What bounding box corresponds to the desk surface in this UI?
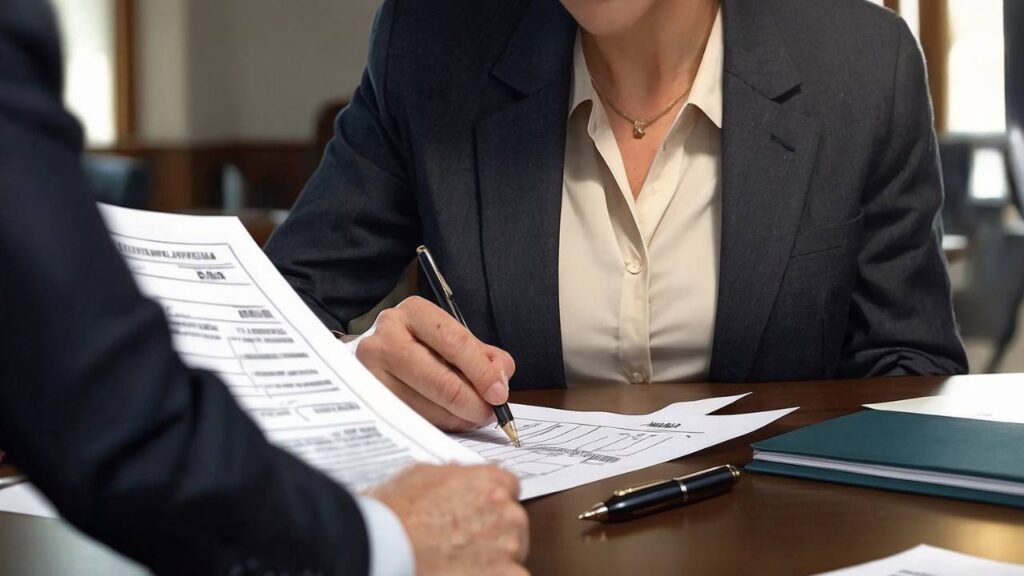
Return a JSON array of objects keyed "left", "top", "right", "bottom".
[{"left": 2, "top": 374, "right": 1023, "bottom": 575}]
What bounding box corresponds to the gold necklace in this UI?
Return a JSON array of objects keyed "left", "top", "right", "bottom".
[{"left": 590, "top": 78, "right": 690, "bottom": 139}]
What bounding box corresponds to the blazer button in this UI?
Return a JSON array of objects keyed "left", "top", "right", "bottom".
[{"left": 630, "top": 371, "right": 647, "bottom": 384}]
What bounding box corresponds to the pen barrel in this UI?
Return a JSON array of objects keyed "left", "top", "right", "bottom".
[
  {"left": 604, "top": 482, "right": 686, "bottom": 521},
  {"left": 493, "top": 403, "right": 514, "bottom": 427},
  {"left": 603, "top": 465, "right": 740, "bottom": 521},
  {"left": 681, "top": 465, "right": 738, "bottom": 505}
]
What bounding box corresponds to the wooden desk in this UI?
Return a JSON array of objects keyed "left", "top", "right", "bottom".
[
  {"left": 1, "top": 374, "right": 1023, "bottom": 575},
  {"left": 519, "top": 374, "right": 1024, "bottom": 575}
]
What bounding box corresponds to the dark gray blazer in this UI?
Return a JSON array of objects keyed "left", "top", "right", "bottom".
[
  {"left": 266, "top": 0, "right": 969, "bottom": 389},
  {"left": 0, "top": 1, "right": 370, "bottom": 573}
]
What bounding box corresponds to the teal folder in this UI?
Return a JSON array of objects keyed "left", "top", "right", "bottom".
[{"left": 746, "top": 410, "right": 1024, "bottom": 508}]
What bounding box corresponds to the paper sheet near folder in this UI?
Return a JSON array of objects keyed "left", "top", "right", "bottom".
[
  {"left": 865, "top": 388, "right": 1024, "bottom": 424},
  {"left": 0, "top": 205, "right": 795, "bottom": 519},
  {"left": 815, "top": 544, "right": 1024, "bottom": 576}
]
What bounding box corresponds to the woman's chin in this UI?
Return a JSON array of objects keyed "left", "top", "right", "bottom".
[{"left": 560, "top": 0, "right": 656, "bottom": 37}]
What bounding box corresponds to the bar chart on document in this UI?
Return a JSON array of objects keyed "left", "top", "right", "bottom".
[{"left": 454, "top": 398, "right": 796, "bottom": 499}]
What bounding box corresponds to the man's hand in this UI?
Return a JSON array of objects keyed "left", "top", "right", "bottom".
[
  {"left": 369, "top": 464, "right": 529, "bottom": 576},
  {"left": 356, "top": 296, "right": 516, "bottom": 431}
]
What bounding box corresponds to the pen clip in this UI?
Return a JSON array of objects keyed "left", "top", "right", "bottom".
[
  {"left": 674, "top": 464, "right": 741, "bottom": 483},
  {"left": 612, "top": 478, "right": 667, "bottom": 497}
]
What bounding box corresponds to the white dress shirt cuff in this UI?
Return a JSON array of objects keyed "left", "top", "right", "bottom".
[{"left": 355, "top": 495, "right": 416, "bottom": 576}]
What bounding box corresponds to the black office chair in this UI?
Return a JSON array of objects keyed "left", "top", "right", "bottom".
[
  {"left": 941, "top": 135, "right": 1024, "bottom": 372},
  {"left": 83, "top": 154, "right": 151, "bottom": 209}
]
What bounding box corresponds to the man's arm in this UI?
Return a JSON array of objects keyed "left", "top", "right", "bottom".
[
  {"left": 839, "top": 18, "right": 969, "bottom": 377},
  {"left": 0, "top": 2, "right": 375, "bottom": 573},
  {"left": 0, "top": 4, "right": 531, "bottom": 575}
]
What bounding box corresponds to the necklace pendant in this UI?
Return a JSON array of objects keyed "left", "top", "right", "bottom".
[{"left": 632, "top": 120, "right": 646, "bottom": 139}]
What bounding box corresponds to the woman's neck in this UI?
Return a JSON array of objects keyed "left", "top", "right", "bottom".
[{"left": 581, "top": 0, "right": 718, "bottom": 116}]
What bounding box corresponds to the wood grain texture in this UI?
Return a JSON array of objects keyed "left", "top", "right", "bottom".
[
  {"left": 95, "top": 142, "right": 318, "bottom": 212},
  {"left": 518, "top": 374, "right": 1024, "bottom": 575},
  {"left": 1, "top": 374, "right": 1023, "bottom": 575}
]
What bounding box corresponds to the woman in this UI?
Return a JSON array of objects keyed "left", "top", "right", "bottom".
[{"left": 265, "top": 0, "right": 967, "bottom": 432}]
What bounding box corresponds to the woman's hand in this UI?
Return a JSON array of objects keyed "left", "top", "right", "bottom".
[{"left": 355, "top": 296, "right": 516, "bottom": 431}]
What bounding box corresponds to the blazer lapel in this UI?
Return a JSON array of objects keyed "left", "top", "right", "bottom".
[
  {"left": 709, "top": 0, "right": 822, "bottom": 381},
  {"left": 477, "top": 0, "right": 575, "bottom": 389}
]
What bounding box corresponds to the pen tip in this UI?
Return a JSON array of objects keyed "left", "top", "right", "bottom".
[{"left": 501, "top": 421, "right": 522, "bottom": 448}]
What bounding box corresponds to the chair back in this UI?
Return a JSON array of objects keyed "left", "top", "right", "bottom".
[{"left": 84, "top": 154, "right": 151, "bottom": 209}]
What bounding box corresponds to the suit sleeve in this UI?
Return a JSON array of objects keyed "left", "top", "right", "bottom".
[
  {"left": 838, "top": 18, "right": 969, "bottom": 377},
  {"left": 264, "top": 0, "right": 420, "bottom": 333},
  {"left": 0, "top": 2, "right": 371, "bottom": 574}
]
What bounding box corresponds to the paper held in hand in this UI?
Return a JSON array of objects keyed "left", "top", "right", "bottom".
[{"left": 0, "top": 205, "right": 794, "bottom": 519}]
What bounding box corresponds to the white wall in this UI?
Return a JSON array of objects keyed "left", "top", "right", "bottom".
[
  {"left": 136, "top": 0, "right": 380, "bottom": 144},
  {"left": 223, "top": 0, "right": 380, "bottom": 141},
  {"left": 52, "top": 0, "right": 117, "bottom": 145}
]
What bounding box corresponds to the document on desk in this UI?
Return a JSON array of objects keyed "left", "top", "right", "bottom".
[
  {"left": 0, "top": 205, "right": 792, "bottom": 519},
  {"left": 96, "top": 206, "right": 793, "bottom": 502},
  {"left": 865, "top": 391, "right": 1024, "bottom": 424},
  {"left": 97, "top": 205, "right": 482, "bottom": 490},
  {"left": 816, "top": 544, "right": 1024, "bottom": 575},
  {"left": 452, "top": 396, "right": 796, "bottom": 499}
]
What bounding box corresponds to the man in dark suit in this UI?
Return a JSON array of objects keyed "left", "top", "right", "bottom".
[
  {"left": 265, "top": 0, "right": 968, "bottom": 432},
  {"left": 0, "top": 1, "right": 527, "bottom": 574}
]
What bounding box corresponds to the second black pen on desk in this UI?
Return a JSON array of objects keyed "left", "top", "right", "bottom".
[
  {"left": 416, "top": 246, "right": 521, "bottom": 448},
  {"left": 579, "top": 465, "right": 740, "bottom": 522}
]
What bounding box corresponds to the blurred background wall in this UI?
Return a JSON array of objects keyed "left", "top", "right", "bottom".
[
  {"left": 50, "top": 0, "right": 1024, "bottom": 372},
  {"left": 135, "top": 0, "right": 377, "bottom": 144},
  {"left": 53, "top": 0, "right": 378, "bottom": 211}
]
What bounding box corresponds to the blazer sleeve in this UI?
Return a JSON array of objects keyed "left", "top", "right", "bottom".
[
  {"left": 264, "top": 0, "right": 419, "bottom": 333},
  {"left": 838, "top": 18, "right": 969, "bottom": 377},
  {"left": 0, "top": 2, "right": 370, "bottom": 574}
]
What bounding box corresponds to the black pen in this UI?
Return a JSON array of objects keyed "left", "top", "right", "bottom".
[
  {"left": 416, "top": 246, "right": 521, "bottom": 448},
  {"left": 578, "top": 465, "right": 740, "bottom": 522}
]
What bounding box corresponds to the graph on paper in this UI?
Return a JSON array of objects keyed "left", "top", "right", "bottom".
[{"left": 451, "top": 396, "right": 797, "bottom": 500}]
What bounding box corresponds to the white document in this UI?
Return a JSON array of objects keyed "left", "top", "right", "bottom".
[
  {"left": 0, "top": 484, "right": 58, "bottom": 519},
  {"left": 454, "top": 397, "right": 795, "bottom": 499},
  {"left": 97, "top": 205, "right": 482, "bottom": 492},
  {"left": 0, "top": 389, "right": 770, "bottom": 516},
  {"left": 866, "top": 391, "right": 1024, "bottom": 425},
  {"left": 0, "top": 206, "right": 790, "bottom": 519},
  {"left": 816, "top": 544, "right": 1024, "bottom": 575}
]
